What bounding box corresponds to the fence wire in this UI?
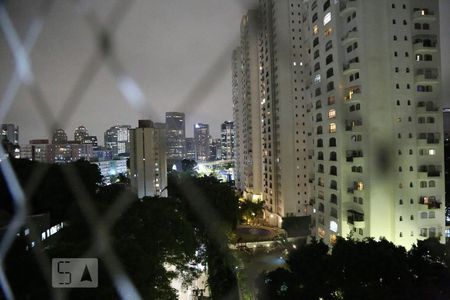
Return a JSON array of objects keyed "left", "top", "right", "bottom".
[{"left": 0, "top": 0, "right": 244, "bottom": 299}]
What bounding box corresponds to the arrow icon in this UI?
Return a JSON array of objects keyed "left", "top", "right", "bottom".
[{"left": 80, "top": 265, "right": 92, "bottom": 282}]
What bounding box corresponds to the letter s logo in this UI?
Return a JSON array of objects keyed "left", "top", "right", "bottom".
[{"left": 57, "top": 261, "right": 71, "bottom": 285}]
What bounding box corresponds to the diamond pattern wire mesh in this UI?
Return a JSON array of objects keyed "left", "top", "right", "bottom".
[{"left": 0, "top": 0, "right": 241, "bottom": 299}]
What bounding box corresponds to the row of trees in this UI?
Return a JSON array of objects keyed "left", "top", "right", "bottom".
[
  {"left": 2, "top": 159, "right": 240, "bottom": 299},
  {"left": 257, "top": 237, "right": 450, "bottom": 300}
]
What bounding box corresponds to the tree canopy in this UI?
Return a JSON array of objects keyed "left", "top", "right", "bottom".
[{"left": 256, "top": 237, "right": 450, "bottom": 300}]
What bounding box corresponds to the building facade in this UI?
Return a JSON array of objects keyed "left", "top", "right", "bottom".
[
  {"left": 94, "top": 159, "right": 128, "bottom": 185},
  {"left": 104, "top": 125, "right": 131, "bottom": 157},
  {"left": 209, "top": 138, "right": 221, "bottom": 161},
  {"left": 130, "top": 120, "right": 167, "bottom": 198},
  {"left": 52, "top": 129, "right": 68, "bottom": 144},
  {"left": 220, "top": 121, "right": 235, "bottom": 160},
  {"left": 185, "top": 137, "right": 196, "bottom": 160},
  {"left": 166, "top": 112, "right": 186, "bottom": 161},
  {"left": 1, "top": 124, "right": 19, "bottom": 145},
  {"left": 194, "top": 123, "right": 210, "bottom": 162},
  {"left": 233, "top": 0, "right": 445, "bottom": 248},
  {"left": 232, "top": 10, "right": 263, "bottom": 201},
  {"left": 21, "top": 139, "right": 50, "bottom": 162},
  {"left": 74, "top": 125, "right": 89, "bottom": 142}
]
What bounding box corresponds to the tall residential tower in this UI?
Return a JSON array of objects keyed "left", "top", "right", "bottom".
[
  {"left": 233, "top": 0, "right": 445, "bottom": 248},
  {"left": 165, "top": 112, "right": 186, "bottom": 161},
  {"left": 130, "top": 120, "right": 167, "bottom": 198}
]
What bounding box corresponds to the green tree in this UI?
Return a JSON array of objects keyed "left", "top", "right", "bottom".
[
  {"left": 168, "top": 172, "right": 240, "bottom": 299},
  {"left": 238, "top": 199, "right": 264, "bottom": 224},
  {"left": 258, "top": 237, "right": 450, "bottom": 300}
]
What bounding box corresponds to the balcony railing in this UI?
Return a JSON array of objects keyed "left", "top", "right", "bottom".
[
  {"left": 341, "top": 30, "right": 358, "bottom": 44},
  {"left": 344, "top": 86, "right": 362, "bottom": 102},
  {"left": 417, "top": 102, "right": 439, "bottom": 113},
  {"left": 346, "top": 150, "right": 363, "bottom": 162},
  {"left": 413, "top": 10, "right": 436, "bottom": 21},
  {"left": 347, "top": 209, "right": 364, "bottom": 228},
  {"left": 414, "top": 41, "right": 438, "bottom": 52},
  {"left": 340, "top": 0, "right": 357, "bottom": 15},
  {"left": 419, "top": 197, "right": 441, "bottom": 209},
  {"left": 345, "top": 119, "right": 363, "bottom": 131}
]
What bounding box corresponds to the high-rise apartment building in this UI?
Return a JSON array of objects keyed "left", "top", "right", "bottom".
[
  {"left": 52, "top": 129, "right": 67, "bottom": 144},
  {"left": 82, "top": 136, "right": 98, "bottom": 149},
  {"left": 233, "top": 0, "right": 445, "bottom": 248},
  {"left": 232, "top": 10, "right": 263, "bottom": 201},
  {"left": 220, "top": 121, "right": 235, "bottom": 160},
  {"left": 165, "top": 112, "right": 186, "bottom": 161},
  {"left": 1, "top": 124, "right": 19, "bottom": 144},
  {"left": 194, "top": 123, "right": 210, "bottom": 162},
  {"left": 74, "top": 125, "right": 89, "bottom": 142},
  {"left": 104, "top": 125, "right": 131, "bottom": 157},
  {"left": 130, "top": 120, "right": 167, "bottom": 198}
]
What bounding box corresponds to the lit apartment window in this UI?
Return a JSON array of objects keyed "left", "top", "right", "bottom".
[
  {"left": 429, "top": 149, "right": 436, "bottom": 155},
  {"left": 314, "top": 74, "right": 321, "bottom": 84},
  {"left": 329, "top": 123, "right": 336, "bottom": 133},
  {"left": 324, "top": 27, "right": 332, "bottom": 37},
  {"left": 328, "top": 109, "right": 336, "bottom": 119},
  {"left": 313, "top": 24, "right": 319, "bottom": 35},
  {"left": 323, "top": 12, "right": 332, "bottom": 26},
  {"left": 355, "top": 181, "right": 364, "bottom": 190}
]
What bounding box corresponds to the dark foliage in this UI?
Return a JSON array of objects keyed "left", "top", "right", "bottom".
[{"left": 257, "top": 237, "right": 450, "bottom": 300}]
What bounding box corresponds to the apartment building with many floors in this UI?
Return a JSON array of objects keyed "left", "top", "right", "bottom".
[{"left": 233, "top": 0, "right": 445, "bottom": 249}]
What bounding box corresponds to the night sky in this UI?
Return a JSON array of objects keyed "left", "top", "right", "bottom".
[{"left": 0, "top": 0, "right": 449, "bottom": 144}]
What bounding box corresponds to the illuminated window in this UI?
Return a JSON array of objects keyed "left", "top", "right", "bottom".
[
  {"left": 323, "top": 12, "right": 332, "bottom": 26},
  {"left": 328, "top": 109, "right": 336, "bottom": 119},
  {"left": 329, "top": 123, "right": 336, "bottom": 133},
  {"left": 324, "top": 27, "right": 332, "bottom": 37},
  {"left": 314, "top": 74, "right": 321, "bottom": 84},
  {"left": 356, "top": 181, "right": 364, "bottom": 190},
  {"left": 313, "top": 24, "right": 319, "bottom": 35},
  {"left": 428, "top": 149, "right": 436, "bottom": 155}
]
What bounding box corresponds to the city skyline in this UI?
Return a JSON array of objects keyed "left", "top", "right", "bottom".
[
  {"left": 4, "top": 115, "right": 234, "bottom": 146},
  {"left": 1, "top": 0, "right": 449, "bottom": 145}
]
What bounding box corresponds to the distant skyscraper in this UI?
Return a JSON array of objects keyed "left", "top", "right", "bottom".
[
  {"left": 165, "top": 112, "right": 186, "bottom": 160},
  {"left": 209, "top": 138, "right": 221, "bottom": 161},
  {"left": 130, "top": 120, "right": 167, "bottom": 198},
  {"left": 104, "top": 125, "right": 131, "bottom": 157},
  {"left": 194, "top": 123, "right": 210, "bottom": 162},
  {"left": 185, "top": 137, "right": 196, "bottom": 160},
  {"left": 1, "top": 124, "right": 19, "bottom": 145},
  {"left": 52, "top": 129, "right": 68, "bottom": 144},
  {"left": 74, "top": 125, "right": 89, "bottom": 142},
  {"left": 82, "top": 136, "right": 98, "bottom": 149},
  {"left": 220, "top": 121, "right": 235, "bottom": 160}
]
